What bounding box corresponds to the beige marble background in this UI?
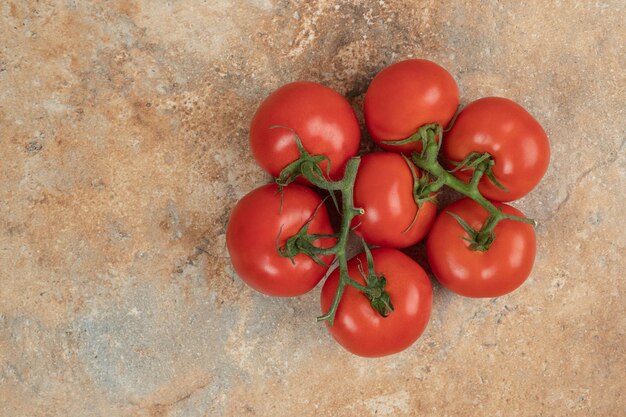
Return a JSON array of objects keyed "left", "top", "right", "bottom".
[{"left": 1, "top": 1, "right": 625, "bottom": 416}]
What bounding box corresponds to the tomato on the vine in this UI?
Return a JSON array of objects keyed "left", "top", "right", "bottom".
[
  {"left": 364, "top": 59, "right": 459, "bottom": 153},
  {"left": 226, "top": 183, "right": 335, "bottom": 296},
  {"left": 321, "top": 248, "right": 432, "bottom": 357},
  {"left": 249, "top": 82, "right": 360, "bottom": 181},
  {"left": 443, "top": 97, "right": 550, "bottom": 202},
  {"left": 427, "top": 198, "right": 536, "bottom": 298},
  {"left": 352, "top": 152, "right": 437, "bottom": 248}
]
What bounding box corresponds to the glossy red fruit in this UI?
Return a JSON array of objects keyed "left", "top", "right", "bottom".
[
  {"left": 352, "top": 152, "right": 437, "bottom": 248},
  {"left": 364, "top": 59, "right": 459, "bottom": 153},
  {"left": 427, "top": 198, "right": 536, "bottom": 298},
  {"left": 226, "top": 183, "right": 335, "bottom": 296},
  {"left": 250, "top": 82, "right": 361, "bottom": 181},
  {"left": 443, "top": 97, "right": 550, "bottom": 201},
  {"left": 321, "top": 248, "right": 433, "bottom": 357}
]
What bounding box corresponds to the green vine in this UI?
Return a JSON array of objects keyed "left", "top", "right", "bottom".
[
  {"left": 407, "top": 124, "right": 535, "bottom": 250},
  {"left": 273, "top": 129, "right": 393, "bottom": 326}
]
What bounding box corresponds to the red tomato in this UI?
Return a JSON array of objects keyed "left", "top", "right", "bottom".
[
  {"left": 249, "top": 82, "right": 360, "bottom": 181},
  {"left": 364, "top": 59, "right": 459, "bottom": 153},
  {"left": 426, "top": 198, "right": 536, "bottom": 298},
  {"left": 352, "top": 152, "right": 437, "bottom": 248},
  {"left": 226, "top": 184, "right": 335, "bottom": 296},
  {"left": 443, "top": 97, "right": 550, "bottom": 201},
  {"left": 321, "top": 248, "right": 432, "bottom": 357}
]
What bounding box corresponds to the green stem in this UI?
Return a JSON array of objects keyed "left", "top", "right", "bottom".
[
  {"left": 413, "top": 130, "right": 535, "bottom": 249},
  {"left": 275, "top": 134, "right": 392, "bottom": 325},
  {"left": 301, "top": 159, "right": 363, "bottom": 252},
  {"left": 345, "top": 277, "right": 379, "bottom": 295},
  {"left": 296, "top": 239, "right": 339, "bottom": 256},
  {"left": 302, "top": 158, "right": 371, "bottom": 326},
  {"left": 317, "top": 257, "right": 349, "bottom": 323},
  {"left": 301, "top": 162, "right": 344, "bottom": 190}
]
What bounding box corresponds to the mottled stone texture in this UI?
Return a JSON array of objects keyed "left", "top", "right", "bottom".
[{"left": 0, "top": 1, "right": 624, "bottom": 416}]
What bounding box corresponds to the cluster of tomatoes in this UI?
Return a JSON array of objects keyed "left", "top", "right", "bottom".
[{"left": 227, "top": 59, "right": 550, "bottom": 357}]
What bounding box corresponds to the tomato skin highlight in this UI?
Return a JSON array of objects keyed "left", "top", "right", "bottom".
[
  {"left": 321, "top": 248, "right": 433, "bottom": 357},
  {"left": 249, "top": 81, "right": 361, "bottom": 181},
  {"left": 364, "top": 59, "right": 459, "bottom": 153},
  {"left": 226, "top": 184, "right": 335, "bottom": 297},
  {"left": 352, "top": 152, "right": 437, "bottom": 248},
  {"left": 427, "top": 198, "right": 536, "bottom": 298},
  {"left": 443, "top": 97, "right": 550, "bottom": 202}
]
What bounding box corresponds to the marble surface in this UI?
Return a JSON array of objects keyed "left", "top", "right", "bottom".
[{"left": 1, "top": 1, "right": 625, "bottom": 416}]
